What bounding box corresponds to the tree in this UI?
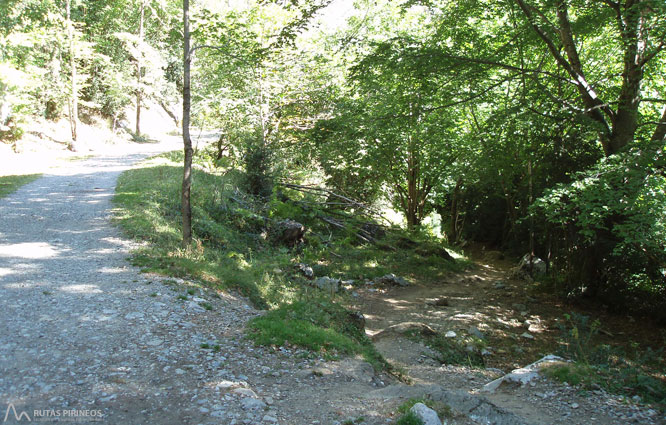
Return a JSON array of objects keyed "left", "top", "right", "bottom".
[
  {"left": 181, "top": 0, "right": 193, "bottom": 246},
  {"left": 65, "top": 0, "right": 79, "bottom": 143},
  {"left": 510, "top": 0, "right": 666, "bottom": 155}
]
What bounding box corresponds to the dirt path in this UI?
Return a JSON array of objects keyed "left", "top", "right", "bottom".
[{"left": 352, "top": 251, "right": 664, "bottom": 424}]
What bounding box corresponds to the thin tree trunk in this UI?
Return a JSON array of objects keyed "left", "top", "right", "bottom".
[
  {"left": 136, "top": 0, "right": 145, "bottom": 136},
  {"left": 181, "top": 0, "right": 193, "bottom": 246},
  {"left": 449, "top": 177, "right": 462, "bottom": 242},
  {"left": 66, "top": 0, "right": 78, "bottom": 143}
]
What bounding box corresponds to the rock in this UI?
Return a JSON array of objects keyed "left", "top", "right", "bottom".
[
  {"left": 410, "top": 403, "right": 442, "bottom": 425},
  {"left": 517, "top": 254, "right": 546, "bottom": 274},
  {"left": 313, "top": 276, "right": 340, "bottom": 293},
  {"left": 468, "top": 326, "right": 485, "bottom": 339},
  {"left": 520, "top": 332, "right": 534, "bottom": 339},
  {"left": 262, "top": 415, "right": 278, "bottom": 423},
  {"left": 426, "top": 297, "right": 449, "bottom": 307},
  {"left": 493, "top": 281, "right": 506, "bottom": 289},
  {"left": 481, "top": 355, "right": 566, "bottom": 393},
  {"left": 295, "top": 263, "right": 314, "bottom": 279},
  {"left": 372, "top": 322, "right": 438, "bottom": 340},
  {"left": 445, "top": 331, "right": 457, "bottom": 338},
  {"left": 270, "top": 220, "right": 305, "bottom": 247},
  {"left": 234, "top": 388, "right": 258, "bottom": 398},
  {"left": 240, "top": 397, "right": 266, "bottom": 411},
  {"left": 373, "top": 273, "right": 409, "bottom": 287},
  {"left": 347, "top": 311, "right": 365, "bottom": 331}
]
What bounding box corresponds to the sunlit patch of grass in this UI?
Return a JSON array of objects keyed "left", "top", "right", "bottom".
[
  {"left": 0, "top": 174, "right": 41, "bottom": 198},
  {"left": 246, "top": 297, "right": 390, "bottom": 371}
]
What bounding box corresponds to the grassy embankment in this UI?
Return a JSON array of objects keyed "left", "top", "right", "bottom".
[{"left": 112, "top": 150, "right": 464, "bottom": 371}]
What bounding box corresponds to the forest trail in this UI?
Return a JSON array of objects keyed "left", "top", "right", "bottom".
[
  {"left": 0, "top": 139, "right": 661, "bottom": 425},
  {"left": 352, "top": 251, "right": 663, "bottom": 424}
]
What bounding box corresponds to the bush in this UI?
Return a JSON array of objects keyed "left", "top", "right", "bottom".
[
  {"left": 243, "top": 137, "right": 274, "bottom": 199},
  {"left": 532, "top": 140, "right": 666, "bottom": 319}
]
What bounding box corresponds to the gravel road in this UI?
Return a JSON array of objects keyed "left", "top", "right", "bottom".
[{"left": 0, "top": 141, "right": 260, "bottom": 424}]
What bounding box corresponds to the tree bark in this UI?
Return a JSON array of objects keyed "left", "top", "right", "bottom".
[
  {"left": 513, "top": 0, "right": 660, "bottom": 156},
  {"left": 136, "top": 0, "right": 145, "bottom": 136},
  {"left": 66, "top": 0, "right": 78, "bottom": 143},
  {"left": 181, "top": 0, "right": 193, "bottom": 247}
]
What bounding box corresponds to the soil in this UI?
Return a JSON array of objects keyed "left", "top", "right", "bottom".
[{"left": 350, "top": 245, "right": 666, "bottom": 424}]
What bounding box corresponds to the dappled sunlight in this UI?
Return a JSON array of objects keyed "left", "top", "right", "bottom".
[
  {"left": 98, "top": 267, "right": 128, "bottom": 274},
  {"left": 59, "top": 284, "right": 103, "bottom": 294},
  {"left": 4, "top": 282, "right": 40, "bottom": 289},
  {"left": 0, "top": 242, "right": 60, "bottom": 259}
]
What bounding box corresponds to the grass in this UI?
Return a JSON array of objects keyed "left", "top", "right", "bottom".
[
  {"left": 112, "top": 150, "right": 464, "bottom": 375},
  {"left": 246, "top": 297, "right": 390, "bottom": 371},
  {"left": 395, "top": 412, "right": 422, "bottom": 425},
  {"left": 0, "top": 174, "right": 41, "bottom": 198},
  {"left": 396, "top": 397, "right": 453, "bottom": 419}
]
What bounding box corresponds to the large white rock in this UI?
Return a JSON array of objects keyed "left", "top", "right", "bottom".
[
  {"left": 481, "top": 354, "right": 566, "bottom": 393},
  {"left": 410, "top": 403, "right": 442, "bottom": 425}
]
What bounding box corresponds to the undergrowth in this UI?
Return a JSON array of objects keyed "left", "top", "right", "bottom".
[
  {"left": 113, "top": 150, "right": 463, "bottom": 373},
  {"left": 543, "top": 312, "right": 666, "bottom": 408}
]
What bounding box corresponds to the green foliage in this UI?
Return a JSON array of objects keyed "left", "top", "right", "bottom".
[
  {"left": 533, "top": 142, "right": 666, "bottom": 317},
  {"left": 243, "top": 137, "right": 274, "bottom": 199},
  {"left": 394, "top": 412, "right": 423, "bottom": 425},
  {"left": 556, "top": 313, "right": 602, "bottom": 364}
]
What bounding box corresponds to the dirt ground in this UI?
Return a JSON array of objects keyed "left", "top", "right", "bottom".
[{"left": 349, "top": 246, "right": 665, "bottom": 424}]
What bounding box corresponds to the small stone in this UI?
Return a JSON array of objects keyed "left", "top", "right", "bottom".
[
  {"left": 468, "top": 326, "right": 485, "bottom": 339},
  {"left": 445, "top": 331, "right": 457, "bottom": 338},
  {"left": 175, "top": 368, "right": 186, "bottom": 375},
  {"left": 410, "top": 403, "right": 442, "bottom": 425},
  {"left": 234, "top": 388, "right": 258, "bottom": 398},
  {"left": 240, "top": 397, "right": 266, "bottom": 411},
  {"left": 521, "top": 332, "right": 534, "bottom": 339},
  {"left": 263, "top": 415, "right": 278, "bottom": 423},
  {"left": 494, "top": 281, "right": 505, "bottom": 289},
  {"left": 571, "top": 403, "right": 579, "bottom": 409}
]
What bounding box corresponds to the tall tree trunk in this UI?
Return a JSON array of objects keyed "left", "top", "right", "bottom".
[
  {"left": 66, "top": 0, "right": 78, "bottom": 143},
  {"left": 136, "top": 0, "right": 145, "bottom": 136},
  {"left": 449, "top": 178, "right": 462, "bottom": 242},
  {"left": 181, "top": 0, "right": 193, "bottom": 247},
  {"left": 406, "top": 144, "right": 419, "bottom": 229}
]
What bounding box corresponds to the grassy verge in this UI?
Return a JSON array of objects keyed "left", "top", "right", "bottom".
[
  {"left": 113, "top": 150, "right": 463, "bottom": 372},
  {"left": 0, "top": 174, "right": 41, "bottom": 199}
]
